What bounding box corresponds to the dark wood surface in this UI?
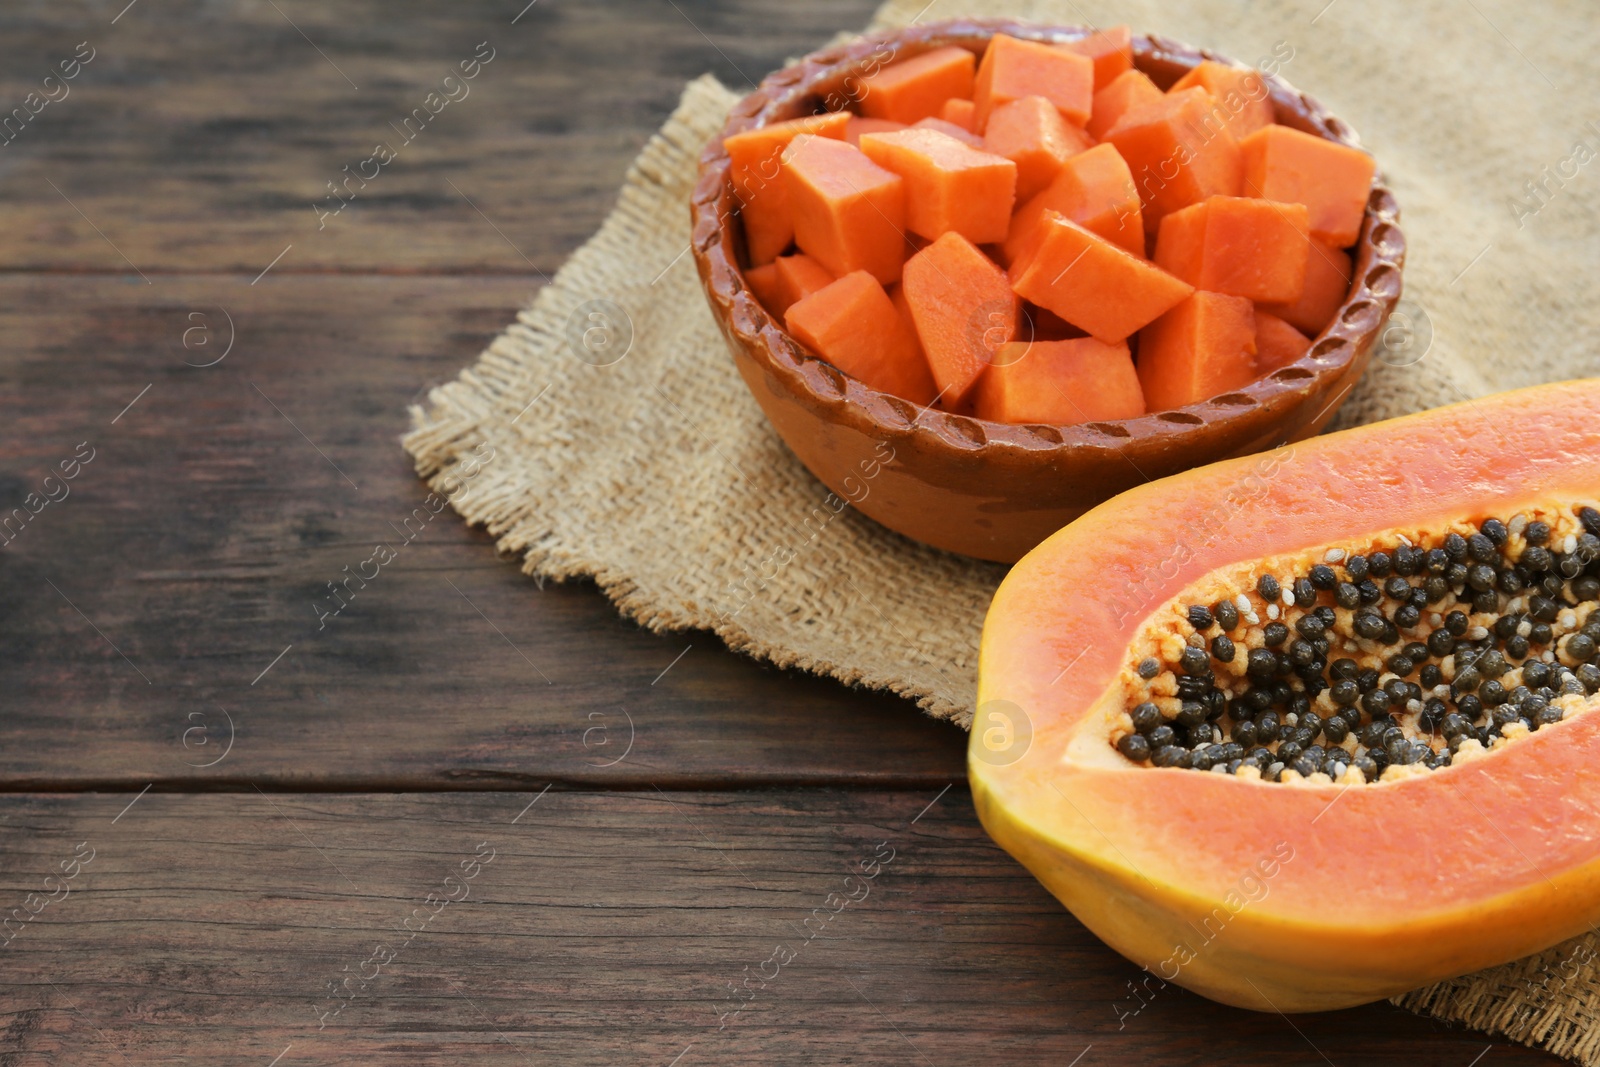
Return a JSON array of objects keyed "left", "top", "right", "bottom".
[{"left": 0, "top": 1, "right": 1558, "bottom": 1062}]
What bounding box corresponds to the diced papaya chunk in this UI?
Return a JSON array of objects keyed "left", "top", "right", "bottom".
[
  {"left": 771, "top": 253, "right": 835, "bottom": 314},
  {"left": 859, "top": 128, "right": 1016, "bottom": 245},
  {"left": 1240, "top": 125, "right": 1376, "bottom": 247},
  {"left": 844, "top": 115, "right": 906, "bottom": 147},
  {"left": 785, "top": 270, "right": 936, "bottom": 403},
  {"left": 902, "top": 231, "right": 1021, "bottom": 406},
  {"left": 1087, "top": 68, "right": 1163, "bottom": 141},
  {"left": 941, "top": 97, "right": 976, "bottom": 132},
  {"left": 1154, "top": 194, "right": 1310, "bottom": 304},
  {"left": 1010, "top": 211, "right": 1194, "bottom": 343},
  {"left": 1136, "top": 291, "right": 1258, "bottom": 411},
  {"left": 1259, "top": 239, "right": 1351, "bottom": 336},
  {"left": 783, "top": 134, "right": 907, "bottom": 284},
  {"left": 1254, "top": 308, "right": 1311, "bottom": 373},
  {"left": 974, "top": 34, "right": 1095, "bottom": 129},
  {"left": 1105, "top": 86, "right": 1243, "bottom": 230},
  {"left": 724, "top": 112, "right": 851, "bottom": 265},
  {"left": 859, "top": 45, "right": 977, "bottom": 124},
  {"left": 1169, "top": 61, "right": 1274, "bottom": 141},
  {"left": 975, "top": 337, "right": 1144, "bottom": 424},
  {"left": 912, "top": 116, "right": 984, "bottom": 148},
  {"left": 1004, "top": 142, "right": 1144, "bottom": 264},
  {"left": 744, "top": 262, "right": 784, "bottom": 317},
  {"left": 1058, "top": 25, "right": 1134, "bottom": 90},
  {"left": 983, "top": 95, "right": 1094, "bottom": 200}
]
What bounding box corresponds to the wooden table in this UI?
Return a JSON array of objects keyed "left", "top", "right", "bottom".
[{"left": 0, "top": 2, "right": 1558, "bottom": 1062}]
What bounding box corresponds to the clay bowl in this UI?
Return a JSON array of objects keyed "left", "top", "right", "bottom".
[{"left": 690, "top": 18, "right": 1404, "bottom": 564}]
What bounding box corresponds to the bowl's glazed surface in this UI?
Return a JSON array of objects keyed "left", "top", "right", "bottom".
[{"left": 691, "top": 19, "right": 1404, "bottom": 563}]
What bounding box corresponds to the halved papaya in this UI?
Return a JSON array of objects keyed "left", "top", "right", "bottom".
[{"left": 971, "top": 380, "right": 1600, "bottom": 1013}]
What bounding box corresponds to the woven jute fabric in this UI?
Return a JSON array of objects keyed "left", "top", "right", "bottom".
[{"left": 404, "top": 0, "right": 1600, "bottom": 1056}]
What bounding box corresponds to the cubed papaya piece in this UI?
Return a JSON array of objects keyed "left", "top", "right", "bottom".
[
  {"left": 844, "top": 115, "right": 906, "bottom": 147},
  {"left": 983, "top": 95, "right": 1094, "bottom": 200},
  {"left": 744, "top": 263, "right": 784, "bottom": 317},
  {"left": 1087, "top": 68, "right": 1163, "bottom": 141},
  {"left": 1154, "top": 194, "right": 1310, "bottom": 304},
  {"left": 974, "top": 34, "right": 1094, "bottom": 130},
  {"left": 859, "top": 46, "right": 977, "bottom": 124},
  {"left": 1240, "top": 125, "right": 1376, "bottom": 247},
  {"left": 1010, "top": 211, "right": 1194, "bottom": 343},
  {"left": 912, "top": 116, "right": 984, "bottom": 147},
  {"left": 1169, "top": 61, "right": 1274, "bottom": 141},
  {"left": 975, "top": 338, "right": 1144, "bottom": 424},
  {"left": 1105, "top": 86, "right": 1243, "bottom": 230},
  {"left": 783, "top": 134, "right": 908, "bottom": 284},
  {"left": 1254, "top": 308, "right": 1311, "bottom": 373},
  {"left": 1136, "top": 291, "right": 1258, "bottom": 411},
  {"left": 724, "top": 112, "right": 851, "bottom": 265},
  {"left": 859, "top": 128, "right": 1016, "bottom": 245},
  {"left": 785, "top": 270, "right": 936, "bottom": 403},
  {"left": 941, "top": 97, "right": 976, "bottom": 131},
  {"left": 1004, "top": 142, "right": 1144, "bottom": 264},
  {"left": 901, "top": 231, "right": 1021, "bottom": 406},
  {"left": 1058, "top": 25, "right": 1134, "bottom": 90},
  {"left": 888, "top": 282, "right": 932, "bottom": 373},
  {"left": 1259, "top": 239, "right": 1351, "bottom": 336},
  {"left": 770, "top": 253, "right": 835, "bottom": 315}
]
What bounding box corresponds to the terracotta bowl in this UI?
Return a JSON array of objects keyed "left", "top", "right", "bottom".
[{"left": 690, "top": 18, "right": 1404, "bottom": 563}]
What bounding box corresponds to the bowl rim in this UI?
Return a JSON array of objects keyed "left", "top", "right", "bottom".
[{"left": 690, "top": 17, "right": 1405, "bottom": 458}]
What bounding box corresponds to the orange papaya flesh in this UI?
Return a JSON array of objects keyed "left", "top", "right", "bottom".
[
  {"left": 1004, "top": 142, "right": 1144, "bottom": 264},
  {"left": 1153, "top": 194, "right": 1310, "bottom": 304},
  {"left": 902, "top": 231, "right": 1021, "bottom": 406},
  {"left": 972, "top": 379, "right": 1600, "bottom": 1011},
  {"left": 859, "top": 127, "right": 1017, "bottom": 245},
  {"left": 859, "top": 45, "right": 977, "bottom": 124},
  {"left": 940, "top": 96, "right": 977, "bottom": 131},
  {"left": 1240, "top": 124, "right": 1377, "bottom": 248},
  {"left": 1010, "top": 211, "right": 1193, "bottom": 344},
  {"left": 974, "top": 33, "right": 1095, "bottom": 130},
  {"left": 1169, "top": 60, "right": 1275, "bottom": 141},
  {"left": 1105, "top": 87, "right": 1243, "bottom": 232},
  {"left": 911, "top": 115, "right": 985, "bottom": 148},
  {"left": 982, "top": 95, "right": 1094, "bottom": 201},
  {"left": 767, "top": 252, "right": 834, "bottom": 315},
  {"left": 1261, "top": 239, "right": 1351, "bottom": 336},
  {"left": 843, "top": 115, "right": 906, "bottom": 147},
  {"left": 1253, "top": 308, "right": 1311, "bottom": 372},
  {"left": 974, "top": 337, "right": 1144, "bottom": 424},
  {"left": 1086, "top": 67, "right": 1163, "bottom": 141},
  {"left": 1136, "top": 290, "right": 1258, "bottom": 411},
  {"left": 725, "top": 112, "right": 850, "bottom": 265},
  {"left": 783, "top": 134, "right": 908, "bottom": 284},
  {"left": 1057, "top": 24, "right": 1134, "bottom": 90},
  {"left": 743, "top": 262, "right": 785, "bottom": 317},
  {"left": 785, "top": 270, "right": 935, "bottom": 404}
]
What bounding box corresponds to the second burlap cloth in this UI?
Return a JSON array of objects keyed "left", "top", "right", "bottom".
[{"left": 405, "top": 0, "right": 1600, "bottom": 1057}]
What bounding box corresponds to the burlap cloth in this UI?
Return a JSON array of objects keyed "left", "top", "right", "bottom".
[{"left": 404, "top": 0, "right": 1600, "bottom": 1055}]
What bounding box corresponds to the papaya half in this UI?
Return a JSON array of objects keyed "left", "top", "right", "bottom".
[{"left": 970, "top": 379, "right": 1600, "bottom": 1012}]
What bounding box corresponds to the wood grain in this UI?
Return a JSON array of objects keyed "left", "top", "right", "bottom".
[
  {"left": 0, "top": 0, "right": 877, "bottom": 275},
  {"left": 0, "top": 274, "right": 966, "bottom": 788},
  {"left": 0, "top": 789, "right": 1558, "bottom": 1065}
]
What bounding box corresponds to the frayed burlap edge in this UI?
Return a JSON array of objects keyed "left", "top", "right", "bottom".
[{"left": 402, "top": 72, "right": 990, "bottom": 724}]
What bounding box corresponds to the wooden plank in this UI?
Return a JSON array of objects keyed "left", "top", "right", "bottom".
[
  {"left": 0, "top": 274, "right": 965, "bottom": 788},
  {"left": 0, "top": 789, "right": 1555, "bottom": 1065},
  {"left": 0, "top": 0, "right": 879, "bottom": 274}
]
